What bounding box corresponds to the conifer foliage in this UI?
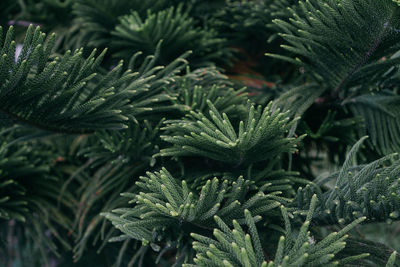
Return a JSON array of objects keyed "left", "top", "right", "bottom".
[{"left": 2, "top": 0, "right": 400, "bottom": 266}]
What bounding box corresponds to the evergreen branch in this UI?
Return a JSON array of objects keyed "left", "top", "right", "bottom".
[
  {"left": 332, "top": 7, "right": 395, "bottom": 98},
  {"left": 188, "top": 196, "right": 368, "bottom": 267},
  {"left": 168, "top": 68, "right": 247, "bottom": 117},
  {"left": 0, "top": 128, "right": 75, "bottom": 259},
  {"left": 112, "top": 5, "right": 230, "bottom": 66},
  {"left": 294, "top": 137, "right": 400, "bottom": 225},
  {"left": 0, "top": 25, "right": 132, "bottom": 133},
  {"left": 345, "top": 91, "right": 400, "bottom": 154},
  {"left": 102, "top": 168, "right": 280, "bottom": 247},
  {"left": 72, "top": 0, "right": 169, "bottom": 48},
  {"left": 159, "top": 100, "right": 303, "bottom": 166},
  {"left": 268, "top": 0, "right": 400, "bottom": 94},
  {"left": 68, "top": 120, "right": 163, "bottom": 261},
  {"left": 0, "top": 26, "right": 189, "bottom": 133},
  {"left": 272, "top": 84, "right": 325, "bottom": 136}
]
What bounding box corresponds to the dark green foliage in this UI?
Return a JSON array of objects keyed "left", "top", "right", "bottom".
[
  {"left": 268, "top": 0, "right": 400, "bottom": 154},
  {"left": 70, "top": 120, "right": 163, "bottom": 261},
  {"left": 112, "top": 5, "right": 230, "bottom": 66},
  {"left": 103, "top": 168, "right": 281, "bottom": 239},
  {"left": 0, "top": 133, "right": 49, "bottom": 222},
  {"left": 212, "top": 0, "right": 272, "bottom": 48},
  {"left": 2, "top": 1, "right": 400, "bottom": 266},
  {"left": 188, "top": 210, "right": 267, "bottom": 267},
  {"left": 15, "top": 0, "right": 75, "bottom": 51},
  {"left": 169, "top": 67, "right": 248, "bottom": 117},
  {"left": 294, "top": 137, "right": 400, "bottom": 225},
  {"left": 345, "top": 91, "right": 400, "bottom": 154},
  {"left": 0, "top": 25, "right": 131, "bottom": 133},
  {"left": 17, "top": 0, "right": 74, "bottom": 27},
  {"left": 159, "top": 101, "right": 302, "bottom": 165},
  {"left": 268, "top": 0, "right": 400, "bottom": 93},
  {"left": 0, "top": 0, "right": 19, "bottom": 28},
  {"left": 188, "top": 196, "right": 369, "bottom": 267},
  {"left": 0, "top": 129, "right": 75, "bottom": 265},
  {"left": 103, "top": 168, "right": 281, "bottom": 263},
  {"left": 0, "top": 25, "right": 190, "bottom": 134},
  {"left": 71, "top": 0, "right": 167, "bottom": 48}
]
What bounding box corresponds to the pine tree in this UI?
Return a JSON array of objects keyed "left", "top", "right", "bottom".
[{"left": 2, "top": 0, "right": 400, "bottom": 266}]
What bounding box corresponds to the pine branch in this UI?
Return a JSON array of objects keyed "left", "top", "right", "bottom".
[
  {"left": 187, "top": 196, "right": 369, "bottom": 267},
  {"left": 112, "top": 5, "right": 230, "bottom": 66},
  {"left": 159, "top": 100, "right": 303, "bottom": 166},
  {"left": 102, "top": 168, "right": 281, "bottom": 250},
  {"left": 294, "top": 137, "right": 400, "bottom": 225},
  {"left": 72, "top": 0, "right": 169, "bottom": 48},
  {"left": 0, "top": 26, "right": 189, "bottom": 134},
  {"left": 344, "top": 91, "right": 400, "bottom": 154},
  {"left": 0, "top": 25, "right": 131, "bottom": 133},
  {"left": 267, "top": 0, "right": 400, "bottom": 95},
  {"left": 169, "top": 67, "right": 247, "bottom": 117},
  {"left": 70, "top": 120, "right": 163, "bottom": 261},
  {"left": 0, "top": 128, "right": 75, "bottom": 260}
]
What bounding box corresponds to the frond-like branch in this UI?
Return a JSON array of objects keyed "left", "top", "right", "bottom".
[
  {"left": 345, "top": 91, "right": 400, "bottom": 154},
  {"left": 72, "top": 0, "right": 168, "bottom": 48},
  {"left": 0, "top": 25, "right": 132, "bottom": 133},
  {"left": 159, "top": 101, "right": 303, "bottom": 166},
  {"left": 102, "top": 168, "right": 280, "bottom": 245},
  {"left": 112, "top": 5, "right": 230, "bottom": 66},
  {"left": 187, "top": 196, "right": 369, "bottom": 267},
  {"left": 0, "top": 26, "right": 189, "bottom": 133},
  {"left": 294, "top": 137, "right": 400, "bottom": 225},
  {"left": 268, "top": 0, "right": 400, "bottom": 96}
]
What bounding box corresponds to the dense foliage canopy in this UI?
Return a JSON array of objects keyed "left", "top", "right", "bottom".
[{"left": 2, "top": 0, "right": 400, "bottom": 266}]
